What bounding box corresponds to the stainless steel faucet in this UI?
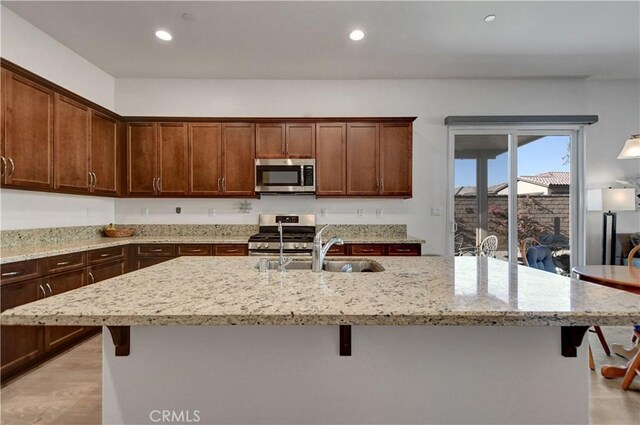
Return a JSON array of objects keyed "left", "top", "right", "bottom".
[
  {"left": 312, "top": 224, "right": 344, "bottom": 272},
  {"left": 277, "top": 222, "right": 291, "bottom": 272}
]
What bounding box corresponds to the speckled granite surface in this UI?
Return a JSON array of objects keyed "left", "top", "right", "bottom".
[
  {"left": 0, "top": 225, "right": 106, "bottom": 248},
  {"left": 2, "top": 257, "right": 638, "bottom": 327}
]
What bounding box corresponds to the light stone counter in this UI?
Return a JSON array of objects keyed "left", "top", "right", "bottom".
[
  {"left": 0, "top": 236, "right": 424, "bottom": 264},
  {"left": 2, "top": 256, "right": 638, "bottom": 327}
]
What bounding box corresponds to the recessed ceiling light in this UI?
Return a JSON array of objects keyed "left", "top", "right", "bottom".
[
  {"left": 483, "top": 14, "right": 496, "bottom": 23},
  {"left": 349, "top": 30, "right": 365, "bottom": 41},
  {"left": 155, "top": 30, "right": 173, "bottom": 41}
]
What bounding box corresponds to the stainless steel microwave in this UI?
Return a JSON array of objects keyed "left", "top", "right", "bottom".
[{"left": 255, "top": 159, "right": 315, "bottom": 193}]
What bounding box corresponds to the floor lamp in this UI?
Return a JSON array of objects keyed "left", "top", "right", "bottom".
[{"left": 588, "top": 188, "right": 637, "bottom": 265}]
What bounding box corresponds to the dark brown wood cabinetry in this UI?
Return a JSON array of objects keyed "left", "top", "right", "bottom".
[
  {"left": 346, "top": 123, "right": 380, "bottom": 196},
  {"left": 379, "top": 122, "right": 412, "bottom": 197},
  {"left": 221, "top": 123, "right": 255, "bottom": 196},
  {"left": 43, "top": 269, "right": 86, "bottom": 350},
  {"left": 316, "top": 123, "right": 347, "bottom": 196},
  {"left": 2, "top": 70, "right": 54, "bottom": 189},
  {"left": 90, "top": 111, "right": 119, "bottom": 195},
  {"left": 256, "top": 123, "right": 315, "bottom": 159},
  {"left": 88, "top": 259, "right": 126, "bottom": 284},
  {"left": 158, "top": 123, "right": 188, "bottom": 196},
  {"left": 189, "top": 123, "right": 222, "bottom": 196},
  {"left": 127, "top": 122, "right": 158, "bottom": 196},
  {"left": 54, "top": 94, "right": 90, "bottom": 192}
]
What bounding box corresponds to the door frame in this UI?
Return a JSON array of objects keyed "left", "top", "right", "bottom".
[{"left": 446, "top": 125, "right": 586, "bottom": 268}]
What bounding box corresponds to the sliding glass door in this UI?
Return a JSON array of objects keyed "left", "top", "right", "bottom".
[{"left": 448, "top": 127, "right": 584, "bottom": 269}]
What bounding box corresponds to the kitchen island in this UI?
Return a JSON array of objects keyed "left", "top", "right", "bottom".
[{"left": 2, "top": 256, "right": 639, "bottom": 424}]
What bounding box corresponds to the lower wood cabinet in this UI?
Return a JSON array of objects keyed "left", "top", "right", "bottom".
[
  {"left": 134, "top": 257, "right": 173, "bottom": 270},
  {"left": 214, "top": 244, "right": 248, "bottom": 256},
  {"left": 88, "top": 259, "right": 126, "bottom": 284},
  {"left": 177, "top": 244, "right": 213, "bottom": 256},
  {"left": 1, "top": 278, "right": 45, "bottom": 378},
  {"left": 43, "top": 269, "right": 86, "bottom": 351}
]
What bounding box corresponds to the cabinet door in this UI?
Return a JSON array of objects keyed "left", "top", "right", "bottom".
[
  {"left": 256, "top": 123, "right": 285, "bottom": 159},
  {"left": 1, "top": 278, "right": 45, "bottom": 378},
  {"left": 346, "top": 123, "right": 379, "bottom": 196},
  {"left": 158, "top": 123, "right": 188, "bottom": 196},
  {"left": 3, "top": 71, "right": 54, "bottom": 189},
  {"left": 380, "top": 122, "right": 412, "bottom": 197},
  {"left": 90, "top": 111, "right": 118, "bottom": 195},
  {"left": 54, "top": 95, "right": 90, "bottom": 192},
  {"left": 221, "top": 123, "right": 255, "bottom": 196},
  {"left": 316, "top": 123, "right": 346, "bottom": 196},
  {"left": 135, "top": 257, "right": 173, "bottom": 270},
  {"left": 43, "top": 269, "right": 86, "bottom": 350},
  {"left": 189, "top": 123, "right": 221, "bottom": 195},
  {"left": 286, "top": 123, "right": 315, "bottom": 158},
  {"left": 88, "top": 259, "right": 126, "bottom": 284},
  {"left": 127, "top": 123, "right": 157, "bottom": 195}
]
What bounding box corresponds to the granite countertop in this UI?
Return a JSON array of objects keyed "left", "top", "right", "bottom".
[
  {"left": 0, "top": 236, "right": 425, "bottom": 264},
  {"left": 1, "top": 256, "right": 638, "bottom": 327}
]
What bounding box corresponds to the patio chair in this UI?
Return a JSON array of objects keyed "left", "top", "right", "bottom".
[{"left": 457, "top": 235, "right": 498, "bottom": 258}]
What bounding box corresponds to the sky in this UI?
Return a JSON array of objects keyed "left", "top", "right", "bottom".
[{"left": 454, "top": 135, "right": 571, "bottom": 187}]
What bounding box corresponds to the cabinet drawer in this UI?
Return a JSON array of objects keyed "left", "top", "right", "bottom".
[
  {"left": 177, "top": 244, "right": 213, "bottom": 256},
  {"left": 88, "top": 259, "right": 126, "bottom": 284},
  {"left": 1, "top": 260, "right": 42, "bottom": 285},
  {"left": 43, "top": 252, "right": 86, "bottom": 275},
  {"left": 387, "top": 244, "right": 421, "bottom": 256},
  {"left": 213, "top": 244, "right": 248, "bottom": 256},
  {"left": 135, "top": 257, "right": 173, "bottom": 270},
  {"left": 135, "top": 244, "right": 176, "bottom": 257},
  {"left": 44, "top": 268, "right": 86, "bottom": 297},
  {"left": 349, "top": 244, "right": 386, "bottom": 256},
  {"left": 326, "top": 245, "right": 347, "bottom": 256},
  {"left": 88, "top": 246, "right": 126, "bottom": 265}
]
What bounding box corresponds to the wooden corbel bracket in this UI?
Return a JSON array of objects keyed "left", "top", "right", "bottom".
[
  {"left": 107, "top": 326, "right": 130, "bottom": 356},
  {"left": 561, "top": 326, "right": 590, "bottom": 357}
]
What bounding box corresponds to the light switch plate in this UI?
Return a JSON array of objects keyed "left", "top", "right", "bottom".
[
  {"left": 376, "top": 209, "right": 383, "bottom": 218},
  {"left": 209, "top": 208, "right": 216, "bottom": 217},
  {"left": 142, "top": 208, "right": 149, "bottom": 217},
  {"left": 321, "top": 208, "right": 327, "bottom": 218},
  {"left": 357, "top": 208, "right": 364, "bottom": 218}
]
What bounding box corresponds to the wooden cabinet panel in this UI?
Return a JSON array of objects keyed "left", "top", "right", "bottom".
[
  {"left": 88, "top": 259, "right": 126, "bottom": 284},
  {"left": 350, "top": 244, "right": 386, "bottom": 256},
  {"left": 43, "top": 269, "right": 86, "bottom": 350},
  {"left": 88, "top": 246, "right": 126, "bottom": 265},
  {"left": 177, "top": 244, "right": 213, "bottom": 256},
  {"left": 158, "top": 123, "right": 188, "bottom": 196},
  {"left": 0, "top": 259, "right": 42, "bottom": 286},
  {"left": 256, "top": 123, "right": 285, "bottom": 159},
  {"left": 380, "top": 122, "right": 412, "bottom": 197},
  {"left": 54, "top": 94, "right": 90, "bottom": 192},
  {"left": 135, "top": 244, "right": 175, "bottom": 257},
  {"left": 1, "top": 278, "right": 45, "bottom": 377},
  {"left": 221, "top": 123, "right": 255, "bottom": 196},
  {"left": 387, "top": 244, "right": 421, "bottom": 256},
  {"left": 90, "top": 111, "right": 118, "bottom": 195},
  {"left": 127, "top": 123, "right": 157, "bottom": 195},
  {"left": 286, "top": 123, "right": 315, "bottom": 158},
  {"left": 213, "top": 244, "right": 248, "bottom": 256},
  {"left": 346, "top": 123, "right": 379, "bottom": 196},
  {"left": 325, "top": 244, "right": 347, "bottom": 256},
  {"left": 316, "top": 123, "right": 346, "bottom": 196},
  {"left": 43, "top": 252, "right": 86, "bottom": 275},
  {"left": 135, "top": 257, "right": 173, "bottom": 270},
  {"left": 3, "top": 71, "right": 54, "bottom": 189},
  {"left": 189, "top": 123, "right": 221, "bottom": 195}
]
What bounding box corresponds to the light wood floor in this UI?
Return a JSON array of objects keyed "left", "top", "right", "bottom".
[{"left": 1, "top": 328, "right": 638, "bottom": 425}]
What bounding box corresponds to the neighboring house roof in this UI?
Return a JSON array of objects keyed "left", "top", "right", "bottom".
[
  {"left": 454, "top": 183, "right": 508, "bottom": 196},
  {"left": 518, "top": 172, "right": 571, "bottom": 187}
]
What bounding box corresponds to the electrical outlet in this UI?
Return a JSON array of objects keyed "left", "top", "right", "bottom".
[
  {"left": 431, "top": 207, "right": 441, "bottom": 216},
  {"left": 357, "top": 208, "right": 364, "bottom": 218},
  {"left": 320, "top": 208, "right": 327, "bottom": 218},
  {"left": 141, "top": 208, "right": 149, "bottom": 217},
  {"left": 84, "top": 207, "right": 91, "bottom": 218},
  {"left": 208, "top": 208, "right": 216, "bottom": 217},
  {"left": 376, "top": 208, "right": 383, "bottom": 218}
]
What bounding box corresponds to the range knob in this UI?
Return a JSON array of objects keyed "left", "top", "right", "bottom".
[
  {"left": 301, "top": 243, "right": 308, "bottom": 249},
  {"left": 263, "top": 243, "right": 269, "bottom": 249},
  {"left": 294, "top": 243, "right": 300, "bottom": 249}
]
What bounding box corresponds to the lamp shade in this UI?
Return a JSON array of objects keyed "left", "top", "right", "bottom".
[
  {"left": 602, "top": 188, "right": 636, "bottom": 211},
  {"left": 618, "top": 134, "right": 640, "bottom": 159}
]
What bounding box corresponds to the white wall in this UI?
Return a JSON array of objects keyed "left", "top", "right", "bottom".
[{"left": 0, "top": 6, "right": 117, "bottom": 230}]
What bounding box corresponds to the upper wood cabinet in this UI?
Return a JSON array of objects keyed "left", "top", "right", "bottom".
[
  {"left": 256, "top": 123, "right": 315, "bottom": 159},
  {"left": 379, "top": 122, "right": 412, "bottom": 197},
  {"left": 158, "top": 123, "right": 188, "bottom": 196},
  {"left": 316, "top": 123, "right": 346, "bottom": 196},
  {"left": 189, "top": 123, "right": 222, "bottom": 196},
  {"left": 222, "top": 123, "right": 255, "bottom": 196},
  {"left": 2, "top": 70, "right": 54, "bottom": 189},
  {"left": 90, "top": 111, "right": 119, "bottom": 195},
  {"left": 54, "top": 94, "right": 90, "bottom": 192},
  {"left": 127, "top": 123, "right": 157, "bottom": 196},
  {"left": 346, "top": 123, "right": 379, "bottom": 196}
]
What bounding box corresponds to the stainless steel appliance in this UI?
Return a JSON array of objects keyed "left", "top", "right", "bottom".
[
  {"left": 255, "top": 159, "right": 315, "bottom": 194},
  {"left": 248, "top": 213, "right": 316, "bottom": 256}
]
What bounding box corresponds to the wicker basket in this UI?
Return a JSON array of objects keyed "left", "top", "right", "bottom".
[{"left": 103, "top": 227, "right": 135, "bottom": 238}]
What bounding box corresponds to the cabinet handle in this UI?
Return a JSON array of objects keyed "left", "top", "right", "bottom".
[
  {"left": 221, "top": 177, "right": 225, "bottom": 191},
  {"left": 157, "top": 178, "right": 162, "bottom": 192},
  {"left": 359, "top": 249, "right": 374, "bottom": 253},
  {"left": 56, "top": 261, "right": 71, "bottom": 266},
  {"left": 187, "top": 249, "right": 202, "bottom": 253},
  {"left": 88, "top": 172, "right": 93, "bottom": 188},
  {"left": 152, "top": 177, "right": 157, "bottom": 193},
  {"left": 395, "top": 248, "right": 411, "bottom": 252},
  {"left": 92, "top": 172, "right": 98, "bottom": 189},
  {"left": 39, "top": 285, "right": 46, "bottom": 298},
  {"left": 148, "top": 248, "right": 164, "bottom": 252},
  {"left": 217, "top": 177, "right": 221, "bottom": 192},
  {"left": 100, "top": 253, "right": 111, "bottom": 257},
  {"left": 1, "top": 270, "right": 21, "bottom": 277},
  {"left": 285, "top": 143, "right": 289, "bottom": 156},
  {"left": 89, "top": 272, "right": 95, "bottom": 284},
  {"left": 376, "top": 178, "right": 380, "bottom": 190},
  {"left": 8, "top": 157, "right": 15, "bottom": 177},
  {"left": 0, "top": 156, "right": 6, "bottom": 177},
  {"left": 380, "top": 178, "right": 384, "bottom": 191},
  {"left": 46, "top": 283, "right": 53, "bottom": 296}
]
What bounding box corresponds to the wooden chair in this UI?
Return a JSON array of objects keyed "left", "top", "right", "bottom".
[{"left": 520, "top": 238, "right": 540, "bottom": 266}]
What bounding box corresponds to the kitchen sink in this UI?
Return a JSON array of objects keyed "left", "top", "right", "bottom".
[{"left": 257, "top": 259, "right": 384, "bottom": 272}]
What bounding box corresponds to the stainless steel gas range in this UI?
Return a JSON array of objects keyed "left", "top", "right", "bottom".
[{"left": 248, "top": 214, "right": 316, "bottom": 256}]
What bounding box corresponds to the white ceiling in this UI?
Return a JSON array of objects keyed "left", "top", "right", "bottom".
[{"left": 3, "top": 1, "right": 639, "bottom": 80}]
